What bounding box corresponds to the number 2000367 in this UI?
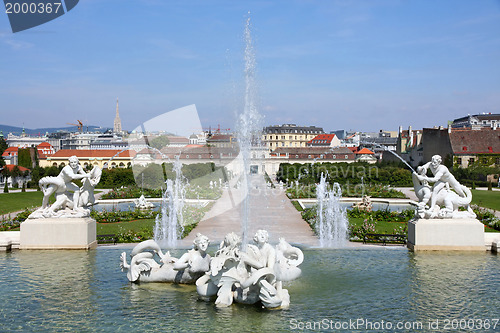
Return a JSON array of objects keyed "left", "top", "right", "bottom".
[{"left": 5, "top": 2, "right": 62, "bottom": 14}]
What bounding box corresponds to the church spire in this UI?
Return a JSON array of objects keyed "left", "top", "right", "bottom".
[{"left": 113, "top": 98, "right": 122, "bottom": 134}]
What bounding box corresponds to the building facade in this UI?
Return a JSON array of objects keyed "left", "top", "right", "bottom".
[
  {"left": 262, "top": 124, "right": 324, "bottom": 150},
  {"left": 39, "top": 149, "right": 136, "bottom": 169},
  {"left": 451, "top": 113, "right": 500, "bottom": 129}
]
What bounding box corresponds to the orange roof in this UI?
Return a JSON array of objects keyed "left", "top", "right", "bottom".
[
  {"left": 356, "top": 148, "right": 375, "bottom": 155},
  {"left": 37, "top": 142, "right": 52, "bottom": 148},
  {"left": 49, "top": 149, "right": 136, "bottom": 159},
  {"left": 2, "top": 147, "right": 18, "bottom": 157},
  {"left": 308, "top": 134, "right": 336, "bottom": 144},
  {"left": 3, "top": 165, "right": 30, "bottom": 172}
]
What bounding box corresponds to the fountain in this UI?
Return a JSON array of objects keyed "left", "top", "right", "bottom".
[
  {"left": 154, "top": 157, "right": 186, "bottom": 248},
  {"left": 235, "top": 15, "right": 264, "bottom": 247},
  {"left": 2, "top": 14, "right": 500, "bottom": 333},
  {"left": 363, "top": 141, "right": 416, "bottom": 173},
  {"left": 316, "top": 173, "right": 349, "bottom": 248}
]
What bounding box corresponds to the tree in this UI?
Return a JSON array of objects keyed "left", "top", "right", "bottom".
[
  {"left": 18, "top": 148, "right": 33, "bottom": 169},
  {"left": 0, "top": 137, "right": 7, "bottom": 167},
  {"left": 3, "top": 181, "right": 8, "bottom": 193},
  {"left": 149, "top": 135, "right": 170, "bottom": 150}
]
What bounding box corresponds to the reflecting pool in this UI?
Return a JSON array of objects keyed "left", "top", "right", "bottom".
[{"left": 1, "top": 248, "right": 498, "bottom": 332}]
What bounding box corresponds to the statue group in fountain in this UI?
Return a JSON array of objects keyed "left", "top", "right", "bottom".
[
  {"left": 134, "top": 194, "right": 154, "bottom": 210},
  {"left": 351, "top": 195, "right": 372, "bottom": 212},
  {"left": 29, "top": 155, "right": 102, "bottom": 219},
  {"left": 412, "top": 154, "right": 475, "bottom": 219},
  {"left": 120, "top": 230, "right": 304, "bottom": 309}
]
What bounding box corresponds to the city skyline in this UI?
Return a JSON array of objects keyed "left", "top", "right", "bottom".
[{"left": 1, "top": 0, "right": 500, "bottom": 133}]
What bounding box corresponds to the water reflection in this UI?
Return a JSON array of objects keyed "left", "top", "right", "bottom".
[
  {"left": 410, "top": 252, "right": 497, "bottom": 322},
  {"left": 0, "top": 248, "right": 498, "bottom": 332}
]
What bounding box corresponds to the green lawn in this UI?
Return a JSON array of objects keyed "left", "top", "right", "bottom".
[
  {"left": 471, "top": 190, "right": 500, "bottom": 211},
  {"left": 349, "top": 217, "right": 407, "bottom": 234},
  {"left": 97, "top": 219, "right": 156, "bottom": 235},
  {"left": 0, "top": 191, "right": 45, "bottom": 215}
]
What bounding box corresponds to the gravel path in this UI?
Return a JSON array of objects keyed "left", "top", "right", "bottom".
[{"left": 182, "top": 174, "right": 319, "bottom": 247}]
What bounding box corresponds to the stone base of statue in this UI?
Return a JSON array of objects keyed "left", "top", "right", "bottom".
[
  {"left": 20, "top": 217, "right": 97, "bottom": 250},
  {"left": 407, "top": 218, "right": 485, "bottom": 251}
]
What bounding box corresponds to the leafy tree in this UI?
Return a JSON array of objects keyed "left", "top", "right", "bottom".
[
  {"left": 18, "top": 148, "right": 33, "bottom": 169},
  {"left": 3, "top": 181, "right": 8, "bottom": 193},
  {"left": 149, "top": 135, "right": 170, "bottom": 150},
  {"left": 0, "top": 137, "right": 7, "bottom": 167}
]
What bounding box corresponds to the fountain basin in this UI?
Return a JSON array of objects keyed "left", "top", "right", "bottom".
[
  {"left": 0, "top": 247, "right": 498, "bottom": 332},
  {"left": 93, "top": 199, "right": 211, "bottom": 212},
  {"left": 297, "top": 198, "right": 416, "bottom": 212}
]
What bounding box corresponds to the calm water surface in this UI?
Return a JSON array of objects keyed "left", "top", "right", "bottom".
[{"left": 0, "top": 247, "right": 498, "bottom": 332}]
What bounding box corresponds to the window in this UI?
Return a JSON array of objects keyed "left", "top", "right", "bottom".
[{"left": 186, "top": 155, "right": 189, "bottom": 159}]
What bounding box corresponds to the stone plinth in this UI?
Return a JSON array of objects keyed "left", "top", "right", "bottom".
[
  {"left": 408, "top": 218, "right": 485, "bottom": 251},
  {"left": 0, "top": 231, "right": 20, "bottom": 251},
  {"left": 20, "top": 218, "right": 96, "bottom": 250}
]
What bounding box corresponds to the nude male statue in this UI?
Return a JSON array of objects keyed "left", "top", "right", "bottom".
[
  {"left": 416, "top": 155, "right": 465, "bottom": 212},
  {"left": 39, "top": 155, "right": 90, "bottom": 213}
]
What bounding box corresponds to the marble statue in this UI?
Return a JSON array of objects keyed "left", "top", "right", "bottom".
[
  {"left": 134, "top": 194, "right": 154, "bottom": 209},
  {"left": 29, "top": 156, "right": 102, "bottom": 219},
  {"left": 196, "top": 230, "right": 303, "bottom": 309},
  {"left": 352, "top": 195, "right": 372, "bottom": 211},
  {"left": 120, "top": 233, "right": 211, "bottom": 283},
  {"left": 413, "top": 155, "right": 475, "bottom": 219}
]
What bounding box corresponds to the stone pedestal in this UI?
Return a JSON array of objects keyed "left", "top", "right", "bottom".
[
  {"left": 408, "top": 218, "right": 485, "bottom": 251},
  {"left": 20, "top": 218, "right": 97, "bottom": 250}
]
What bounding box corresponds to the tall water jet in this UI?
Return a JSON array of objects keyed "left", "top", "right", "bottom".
[
  {"left": 236, "top": 14, "right": 263, "bottom": 247},
  {"left": 316, "top": 173, "right": 349, "bottom": 248},
  {"left": 154, "top": 157, "right": 185, "bottom": 248}
]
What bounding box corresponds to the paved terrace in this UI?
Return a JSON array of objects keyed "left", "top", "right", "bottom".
[{"left": 182, "top": 175, "right": 319, "bottom": 247}]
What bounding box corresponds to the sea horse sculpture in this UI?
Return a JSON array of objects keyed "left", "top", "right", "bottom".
[{"left": 120, "top": 234, "right": 211, "bottom": 284}]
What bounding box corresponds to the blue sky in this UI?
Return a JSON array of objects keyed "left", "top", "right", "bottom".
[{"left": 1, "top": 0, "right": 499, "bottom": 133}]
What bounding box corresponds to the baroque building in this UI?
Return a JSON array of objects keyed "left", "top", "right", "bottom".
[{"left": 262, "top": 124, "right": 324, "bottom": 151}]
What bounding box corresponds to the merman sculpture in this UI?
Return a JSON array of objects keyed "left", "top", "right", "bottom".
[
  {"left": 119, "top": 230, "right": 304, "bottom": 309},
  {"left": 196, "top": 230, "right": 303, "bottom": 309}
]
